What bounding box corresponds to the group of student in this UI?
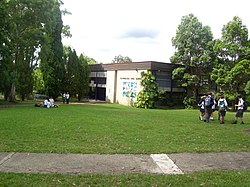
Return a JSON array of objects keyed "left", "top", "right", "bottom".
[
  {"left": 43, "top": 97, "right": 58, "bottom": 108},
  {"left": 198, "top": 92, "right": 246, "bottom": 124},
  {"left": 35, "top": 92, "right": 70, "bottom": 108},
  {"left": 62, "top": 92, "right": 70, "bottom": 104}
]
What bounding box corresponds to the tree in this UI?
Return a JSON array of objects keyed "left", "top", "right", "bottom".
[
  {"left": 0, "top": 0, "right": 12, "bottom": 100},
  {"left": 64, "top": 47, "right": 79, "bottom": 95},
  {"left": 63, "top": 47, "right": 90, "bottom": 101},
  {"left": 170, "top": 14, "right": 214, "bottom": 103},
  {"left": 112, "top": 54, "right": 132, "bottom": 63},
  {"left": 78, "top": 54, "right": 90, "bottom": 101},
  {"left": 80, "top": 53, "right": 97, "bottom": 64},
  {"left": 245, "top": 80, "right": 250, "bottom": 95},
  {"left": 32, "top": 68, "right": 45, "bottom": 94},
  {"left": 1, "top": 0, "right": 88, "bottom": 101},
  {"left": 3, "top": 0, "right": 59, "bottom": 101},
  {"left": 211, "top": 16, "right": 250, "bottom": 99},
  {"left": 40, "top": 0, "right": 65, "bottom": 99},
  {"left": 134, "top": 71, "right": 158, "bottom": 109}
]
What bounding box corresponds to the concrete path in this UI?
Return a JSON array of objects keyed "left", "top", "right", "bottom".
[{"left": 0, "top": 152, "right": 249, "bottom": 175}]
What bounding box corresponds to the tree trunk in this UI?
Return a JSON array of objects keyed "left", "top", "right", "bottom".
[{"left": 9, "top": 83, "right": 16, "bottom": 102}]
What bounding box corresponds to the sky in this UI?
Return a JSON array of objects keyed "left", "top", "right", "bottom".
[{"left": 61, "top": 0, "right": 250, "bottom": 64}]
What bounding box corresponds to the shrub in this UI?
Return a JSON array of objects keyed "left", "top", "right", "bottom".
[{"left": 135, "top": 71, "right": 158, "bottom": 109}]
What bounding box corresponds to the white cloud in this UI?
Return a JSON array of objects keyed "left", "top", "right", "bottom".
[{"left": 62, "top": 0, "right": 250, "bottom": 63}]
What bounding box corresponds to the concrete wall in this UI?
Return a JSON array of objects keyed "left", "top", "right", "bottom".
[
  {"left": 106, "top": 71, "right": 116, "bottom": 103},
  {"left": 106, "top": 69, "right": 144, "bottom": 106}
]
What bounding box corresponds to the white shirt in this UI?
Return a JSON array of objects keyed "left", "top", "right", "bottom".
[
  {"left": 44, "top": 99, "right": 48, "bottom": 106},
  {"left": 44, "top": 99, "right": 50, "bottom": 108},
  {"left": 237, "top": 98, "right": 244, "bottom": 110},
  {"left": 212, "top": 99, "right": 217, "bottom": 109},
  {"left": 66, "top": 93, "right": 69, "bottom": 99},
  {"left": 49, "top": 98, "right": 54, "bottom": 106},
  {"left": 198, "top": 100, "right": 205, "bottom": 109}
]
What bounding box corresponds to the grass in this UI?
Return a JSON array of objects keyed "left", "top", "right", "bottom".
[
  {"left": 0, "top": 102, "right": 250, "bottom": 186},
  {"left": 0, "top": 170, "right": 250, "bottom": 187},
  {"left": 0, "top": 103, "right": 249, "bottom": 154}
]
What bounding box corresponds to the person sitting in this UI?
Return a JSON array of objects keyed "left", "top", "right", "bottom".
[
  {"left": 49, "top": 97, "right": 55, "bottom": 107},
  {"left": 49, "top": 96, "right": 59, "bottom": 108},
  {"left": 43, "top": 98, "right": 50, "bottom": 108}
]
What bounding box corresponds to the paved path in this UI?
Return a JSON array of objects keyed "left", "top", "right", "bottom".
[{"left": 0, "top": 152, "right": 249, "bottom": 175}]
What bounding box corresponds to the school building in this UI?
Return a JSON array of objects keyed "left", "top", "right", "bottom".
[{"left": 89, "top": 61, "right": 185, "bottom": 106}]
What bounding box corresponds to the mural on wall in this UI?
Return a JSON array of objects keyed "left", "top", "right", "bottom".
[{"left": 122, "top": 82, "right": 137, "bottom": 98}]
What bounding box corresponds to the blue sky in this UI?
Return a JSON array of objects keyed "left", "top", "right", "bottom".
[{"left": 62, "top": 0, "right": 250, "bottom": 63}]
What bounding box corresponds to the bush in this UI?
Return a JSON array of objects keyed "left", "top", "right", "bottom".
[
  {"left": 183, "top": 95, "right": 196, "bottom": 109},
  {"left": 135, "top": 71, "right": 158, "bottom": 109}
]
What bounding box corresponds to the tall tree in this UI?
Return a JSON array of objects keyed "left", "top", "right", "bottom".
[
  {"left": 211, "top": 16, "right": 250, "bottom": 99},
  {"left": 40, "top": 0, "right": 65, "bottom": 99},
  {"left": 63, "top": 47, "right": 90, "bottom": 101},
  {"left": 78, "top": 54, "right": 90, "bottom": 101},
  {"left": 64, "top": 47, "right": 79, "bottom": 95},
  {"left": 5, "top": 0, "right": 57, "bottom": 101},
  {"left": 0, "top": 0, "right": 12, "bottom": 100},
  {"left": 170, "top": 14, "right": 214, "bottom": 102}
]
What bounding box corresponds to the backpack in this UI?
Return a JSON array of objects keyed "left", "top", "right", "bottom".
[
  {"left": 205, "top": 96, "right": 212, "bottom": 107},
  {"left": 243, "top": 100, "right": 248, "bottom": 111},
  {"left": 218, "top": 100, "right": 226, "bottom": 111}
]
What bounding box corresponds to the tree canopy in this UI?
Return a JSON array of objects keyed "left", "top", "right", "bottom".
[
  {"left": 170, "top": 14, "right": 250, "bottom": 107},
  {"left": 0, "top": 0, "right": 91, "bottom": 101},
  {"left": 171, "top": 14, "right": 214, "bottom": 100},
  {"left": 63, "top": 46, "right": 90, "bottom": 100},
  {"left": 211, "top": 16, "right": 250, "bottom": 99},
  {"left": 112, "top": 54, "right": 132, "bottom": 63}
]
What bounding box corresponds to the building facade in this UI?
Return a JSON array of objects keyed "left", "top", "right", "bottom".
[{"left": 89, "top": 61, "right": 184, "bottom": 106}]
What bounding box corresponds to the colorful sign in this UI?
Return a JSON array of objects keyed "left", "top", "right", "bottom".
[{"left": 122, "top": 82, "right": 137, "bottom": 98}]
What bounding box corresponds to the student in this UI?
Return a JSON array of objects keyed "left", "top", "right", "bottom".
[
  {"left": 198, "top": 96, "right": 206, "bottom": 121},
  {"left": 204, "top": 92, "right": 214, "bottom": 123},
  {"left": 66, "top": 92, "right": 70, "bottom": 104},
  {"left": 210, "top": 95, "right": 217, "bottom": 120},
  {"left": 62, "top": 93, "right": 66, "bottom": 104},
  {"left": 232, "top": 94, "right": 245, "bottom": 124},
  {"left": 43, "top": 98, "right": 50, "bottom": 108},
  {"left": 49, "top": 97, "right": 55, "bottom": 107},
  {"left": 217, "top": 94, "right": 228, "bottom": 124}
]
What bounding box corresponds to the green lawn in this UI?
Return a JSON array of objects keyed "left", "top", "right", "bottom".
[
  {"left": 0, "top": 103, "right": 249, "bottom": 186},
  {"left": 0, "top": 103, "right": 249, "bottom": 154},
  {"left": 0, "top": 170, "right": 250, "bottom": 187}
]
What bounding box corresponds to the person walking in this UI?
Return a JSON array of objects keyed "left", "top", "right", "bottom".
[
  {"left": 210, "top": 94, "right": 217, "bottom": 120},
  {"left": 198, "top": 96, "right": 206, "bottom": 121},
  {"left": 217, "top": 93, "right": 228, "bottom": 124},
  {"left": 204, "top": 92, "right": 214, "bottom": 123},
  {"left": 232, "top": 94, "right": 245, "bottom": 124}
]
